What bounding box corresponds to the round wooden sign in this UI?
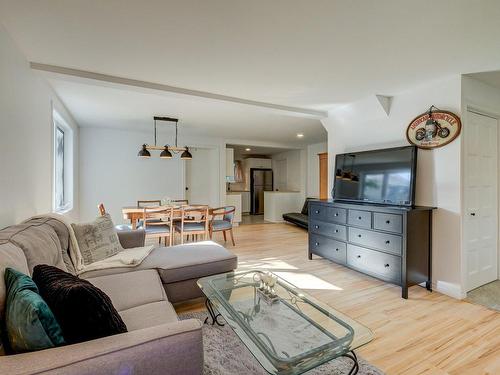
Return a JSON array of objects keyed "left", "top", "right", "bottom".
[{"left": 406, "top": 110, "right": 461, "bottom": 149}]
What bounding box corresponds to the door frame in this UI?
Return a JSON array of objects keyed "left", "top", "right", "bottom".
[{"left": 461, "top": 104, "right": 500, "bottom": 293}]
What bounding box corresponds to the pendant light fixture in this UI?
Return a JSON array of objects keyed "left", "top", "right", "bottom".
[{"left": 138, "top": 117, "right": 192, "bottom": 159}]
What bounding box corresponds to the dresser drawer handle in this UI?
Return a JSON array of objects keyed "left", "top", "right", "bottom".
[
  {"left": 357, "top": 255, "right": 361, "bottom": 258},
  {"left": 315, "top": 225, "right": 319, "bottom": 229},
  {"left": 335, "top": 229, "right": 339, "bottom": 233},
  {"left": 315, "top": 210, "right": 320, "bottom": 214},
  {"left": 357, "top": 234, "right": 362, "bottom": 238},
  {"left": 334, "top": 213, "right": 339, "bottom": 217},
  {"left": 315, "top": 242, "right": 319, "bottom": 246},
  {"left": 384, "top": 263, "right": 390, "bottom": 268},
  {"left": 386, "top": 220, "right": 391, "bottom": 224},
  {"left": 335, "top": 248, "right": 339, "bottom": 252},
  {"left": 385, "top": 240, "right": 390, "bottom": 244},
  {"left": 358, "top": 216, "right": 362, "bottom": 220}
]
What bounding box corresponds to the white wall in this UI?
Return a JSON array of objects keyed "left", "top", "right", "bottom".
[
  {"left": 322, "top": 75, "right": 463, "bottom": 298},
  {"left": 271, "top": 149, "right": 306, "bottom": 195},
  {"left": 79, "top": 127, "right": 225, "bottom": 223},
  {"left": 306, "top": 142, "right": 327, "bottom": 198},
  {"left": 0, "top": 24, "right": 79, "bottom": 228}
]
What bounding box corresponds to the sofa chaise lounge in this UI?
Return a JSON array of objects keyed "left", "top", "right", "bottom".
[{"left": 0, "top": 216, "right": 238, "bottom": 375}]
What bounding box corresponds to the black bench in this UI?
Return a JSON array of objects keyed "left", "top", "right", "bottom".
[{"left": 282, "top": 198, "right": 313, "bottom": 229}]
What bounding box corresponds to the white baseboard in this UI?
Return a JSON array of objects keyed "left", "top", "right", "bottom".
[{"left": 433, "top": 280, "right": 466, "bottom": 299}]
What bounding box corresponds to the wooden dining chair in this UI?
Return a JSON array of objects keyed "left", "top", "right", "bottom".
[
  {"left": 98, "top": 203, "right": 106, "bottom": 216},
  {"left": 137, "top": 200, "right": 162, "bottom": 207},
  {"left": 174, "top": 205, "right": 209, "bottom": 244},
  {"left": 98, "top": 203, "right": 137, "bottom": 231},
  {"left": 171, "top": 199, "right": 189, "bottom": 205},
  {"left": 209, "top": 206, "right": 236, "bottom": 246},
  {"left": 142, "top": 206, "right": 174, "bottom": 246}
]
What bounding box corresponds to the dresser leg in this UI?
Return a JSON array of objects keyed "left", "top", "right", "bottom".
[
  {"left": 308, "top": 252, "right": 312, "bottom": 260},
  {"left": 402, "top": 287, "right": 408, "bottom": 299},
  {"left": 426, "top": 281, "right": 432, "bottom": 292}
]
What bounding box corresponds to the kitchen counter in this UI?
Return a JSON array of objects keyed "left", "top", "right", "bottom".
[
  {"left": 263, "top": 191, "right": 303, "bottom": 223},
  {"left": 225, "top": 193, "right": 242, "bottom": 226}
]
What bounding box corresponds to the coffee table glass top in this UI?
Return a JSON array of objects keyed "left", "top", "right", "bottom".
[{"left": 197, "top": 270, "right": 373, "bottom": 375}]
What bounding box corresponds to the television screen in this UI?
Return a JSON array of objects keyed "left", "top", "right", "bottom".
[{"left": 333, "top": 146, "right": 417, "bottom": 206}]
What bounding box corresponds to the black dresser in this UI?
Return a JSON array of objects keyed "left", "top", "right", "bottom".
[{"left": 308, "top": 200, "right": 434, "bottom": 298}]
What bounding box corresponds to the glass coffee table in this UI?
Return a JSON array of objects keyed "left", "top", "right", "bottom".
[{"left": 197, "top": 270, "right": 373, "bottom": 375}]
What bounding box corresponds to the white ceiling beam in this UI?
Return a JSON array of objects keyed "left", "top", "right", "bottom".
[{"left": 30, "top": 62, "right": 328, "bottom": 119}]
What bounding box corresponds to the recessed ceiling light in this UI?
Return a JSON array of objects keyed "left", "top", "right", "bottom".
[
  {"left": 297, "top": 133, "right": 304, "bottom": 138},
  {"left": 245, "top": 148, "right": 251, "bottom": 151}
]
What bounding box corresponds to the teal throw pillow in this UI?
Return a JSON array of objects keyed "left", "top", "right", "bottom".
[{"left": 4, "top": 267, "right": 65, "bottom": 353}]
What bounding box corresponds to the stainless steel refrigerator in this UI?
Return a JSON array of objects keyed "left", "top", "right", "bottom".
[{"left": 250, "top": 168, "right": 273, "bottom": 214}]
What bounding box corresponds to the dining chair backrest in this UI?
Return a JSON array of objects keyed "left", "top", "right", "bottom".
[
  {"left": 210, "top": 206, "right": 236, "bottom": 224},
  {"left": 97, "top": 203, "right": 106, "bottom": 216},
  {"left": 171, "top": 199, "right": 189, "bottom": 205},
  {"left": 142, "top": 206, "right": 173, "bottom": 228},
  {"left": 137, "top": 200, "right": 162, "bottom": 208},
  {"left": 180, "top": 205, "right": 209, "bottom": 228}
]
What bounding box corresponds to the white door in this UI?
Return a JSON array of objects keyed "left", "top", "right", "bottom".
[
  {"left": 185, "top": 148, "right": 219, "bottom": 207},
  {"left": 464, "top": 111, "right": 498, "bottom": 291}
]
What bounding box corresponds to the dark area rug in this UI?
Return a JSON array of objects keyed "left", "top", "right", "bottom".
[{"left": 180, "top": 311, "right": 385, "bottom": 375}]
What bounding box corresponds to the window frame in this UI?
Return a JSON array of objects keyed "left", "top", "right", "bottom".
[{"left": 52, "top": 110, "right": 74, "bottom": 213}]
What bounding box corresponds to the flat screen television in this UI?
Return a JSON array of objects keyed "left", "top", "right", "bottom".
[{"left": 332, "top": 146, "right": 417, "bottom": 207}]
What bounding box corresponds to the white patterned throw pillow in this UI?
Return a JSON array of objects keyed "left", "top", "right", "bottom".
[{"left": 71, "top": 214, "right": 123, "bottom": 265}]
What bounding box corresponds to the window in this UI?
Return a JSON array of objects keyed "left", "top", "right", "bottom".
[{"left": 53, "top": 110, "right": 73, "bottom": 213}]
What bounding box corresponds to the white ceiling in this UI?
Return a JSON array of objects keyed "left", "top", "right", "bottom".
[
  {"left": 1, "top": 1, "right": 500, "bottom": 143},
  {"left": 42, "top": 75, "right": 326, "bottom": 145},
  {"left": 227, "top": 144, "right": 294, "bottom": 159}
]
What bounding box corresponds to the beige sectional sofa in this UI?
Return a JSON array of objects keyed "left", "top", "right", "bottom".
[{"left": 0, "top": 217, "right": 238, "bottom": 374}]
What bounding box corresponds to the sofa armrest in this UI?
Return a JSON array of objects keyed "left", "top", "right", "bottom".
[
  {"left": 117, "top": 229, "right": 146, "bottom": 248},
  {"left": 0, "top": 319, "right": 203, "bottom": 375}
]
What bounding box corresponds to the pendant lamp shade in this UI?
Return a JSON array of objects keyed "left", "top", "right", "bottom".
[
  {"left": 160, "top": 146, "right": 173, "bottom": 159},
  {"left": 180, "top": 147, "right": 193, "bottom": 160},
  {"left": 138, "top": 144, "right": 151, "bottom": 158}
]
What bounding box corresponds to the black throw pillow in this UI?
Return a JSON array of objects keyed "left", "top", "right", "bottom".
[{"left": 32, "top": 265, "right": 127, "bottom": 344}]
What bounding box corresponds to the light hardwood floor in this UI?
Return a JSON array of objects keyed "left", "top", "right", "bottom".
[{"left": 175, "top": 223, "right": 500, "bottom": 375}]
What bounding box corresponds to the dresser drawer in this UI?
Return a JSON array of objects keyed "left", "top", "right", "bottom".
[
  {"left": 348, "top": 209, "right": 372, "bottom": 228},
  {"left": 309, "top": 234, "right": 347, "bottom": 264},
  {"left": 348, "top": 227, "right": 402, "bottom": 255},
  {"left": 310, "top": 220, "right": 347, "bottom": 241},
  {"left": 347, "top": 244, "right": 401, "bottom": 283},
  {"left": 309, "top": 204, "right": 325, "bottom": 221},
  {"left": 373, "top": 213, "right": 403, "bottom": 233},
  {"left": 326, "top": 207, "right": 347, "bottom": 224}
]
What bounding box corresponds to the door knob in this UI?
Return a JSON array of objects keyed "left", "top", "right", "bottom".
[
  {"left": 384, "top": 264, "right": 390, "bottom": 268},
  {"left": 357, "top": 255, "right": 361, "bottom": 258},
  {"left": 470, "top": 212, "right": 476, "bottom": 216}
]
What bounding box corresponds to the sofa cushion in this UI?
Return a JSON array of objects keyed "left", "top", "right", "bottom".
[
  {"left": 0, "top": 222, "right": 68, "bottom": 274},
  {"left": 32, "top": 265, "right": 127, "bottom": 344},
  {"left": 78, "top": 241, "right": 238, "bottom": 284},
  {"left": 140, "top": 241, "right": 238, "bottom": 284},
  {"left": 0, "top": 243, "right": 30, "bottom": 355},
  {"left": 87, "top": 270, "right": 167, "bottom": 312},
  {"left": 119, "top": 301, "right": 178, "bottom": 331},
  {"left": 4, "top": 268, "right": 65, "bottom": 353},
  {"left": 0, "top": 243, "right": 29, "bottom": 321},
  {"left": 71, "top": 214, "right": 123, "bottom": 266}
]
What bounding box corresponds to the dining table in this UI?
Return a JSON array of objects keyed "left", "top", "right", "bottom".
[{"left": 122, "top": 205, "right": 211, "bottom": 229}]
